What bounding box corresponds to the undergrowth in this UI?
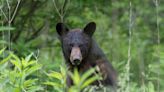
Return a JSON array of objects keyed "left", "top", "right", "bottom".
[{"left": 0, "top": 48, "right": 163, "bottom": 92}]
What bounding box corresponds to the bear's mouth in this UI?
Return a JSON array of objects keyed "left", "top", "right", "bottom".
[
  {"left": 70, "top": 54, "right": 82, "bottom": 66},
  {"left": 71, "top": 59, "right": 81, "bottom": 65}
]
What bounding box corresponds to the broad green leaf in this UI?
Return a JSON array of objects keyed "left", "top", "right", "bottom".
[
  {"left": 10, "top": 60, "right": 21, "bottom": 72},
  {"left": 10, "top": 53, "right": 21, "bottom": 64},
  {"left": 44, "top": 81, "right": 62, "bottom": 88},
  {"left": 73, "top": 68, "right": 80, "bottom": 85},
  {"left": 80, "top": 68, "right": 96, "bottom": 84},
  {"left": 14, "top": 87, "right": 21, "bottom": 92},
  {"left": 68, "top": 86, "right": 80, "bottom": 92},
  {"left": 60, "top": 66, "right": 66, "bottom": 77},
  {"left": 0, "top": 54, "right": 11, "bottom": 65},
  {"left": 81, "top": 76, "right": 100, "bottom": 89},
  {"left": 25, "top": 86, "right": 43, "bottom": 92},
  {"left": 48, "top": 71, "right": 62, "bottom": 80},
  {"left": 21, "top": 58, "right": 27, "bottom": 68},
  {"left": 24, "top": 79, "right": 38, "bottom": 87},
  {"left": 22, "top": 58, "right": 36, "bottom": 68},
  {"left": 25, "top": 64, "right": 41, "bottom": 76},
  {"left": 25, "top": 53, "right": 33, "bottom": 62},
  {"left": 24, "top": 60, "right": 36, "bottom": 68}
]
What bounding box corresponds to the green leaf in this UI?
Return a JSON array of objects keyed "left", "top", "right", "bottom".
[
  {"left": 10, "top": 59, "right": 21, "bottom": 72},
  {"left": 25, "top": 64, "right": 41, "bottom": 76},
  {"left": 44, "top": 81, "right": 62, "bottom": 88},
  {"left": 25, "top": 53, "right": 33, "bottom": 62},
  {"left": 80, "top": 68, "right": 96, "bottom": 84},
  {"left": 81, "top": 76, "right": 100, "bottom": 89},
  {"left": 0, "top": 48, "right": 5, "bottom": 55},
  {"left": 24, "top": 79, "right": 38, "bottom": 87},
  {"left": 73, "top": 68, "right": 80, "bottom": 85},
  {"left": 48, "top": 71, "right": 62, "bottom": 80},
  {"left": 10, "top": 53, "right": 21, "bottom": 64},
  {"left": 13, "top": 87, "right": 21, "bottom": 92},
  {"left": 68, "top": 86, "right": 80, "bottom": 92},
  {"left": 26, "top": 86, "right": 43, "bottom": 92},
  {"left": 60, "top": 66, "right": 66, "bottom": 77},
  {"left": 0, "top": 54, "right": 11, "bottom": 65},
  {"left": 24, "top": 60, "right": 36, "bottom": 68}
]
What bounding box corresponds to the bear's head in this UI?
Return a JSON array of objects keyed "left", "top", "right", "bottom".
[{"left": 56, "top": 22, "right": 96, "bottom": 66}]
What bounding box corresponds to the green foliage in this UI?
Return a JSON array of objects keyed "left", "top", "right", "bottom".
[
  {"left": 68, "top": 67, "right": 102, "bottom": 92},
  {"left": 148, "top": 51, "right": 164, "bottom": 91},
  {"left": 44, "top": 66, "right": 67, "bottom": 92},
  {"left": 44, "top": 66, "right": 102, "bottom": 92},
  {"left": 0, "top": 49, "right": 43, "bottom": 92},
  {"left": 0, "top": 0, "right": 163, "bottom": 91}
]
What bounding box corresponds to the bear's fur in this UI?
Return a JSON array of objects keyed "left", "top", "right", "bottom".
[{"left": 56, "top": 22, "right": 117, "bottom": 88}]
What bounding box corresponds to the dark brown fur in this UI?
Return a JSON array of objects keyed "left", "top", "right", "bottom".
[{"left": 56, "top": 22, "right": 117, "bottom": 88}]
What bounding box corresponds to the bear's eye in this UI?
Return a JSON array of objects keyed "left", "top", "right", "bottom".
[
  {"left": 69, "top": 43, "right": 73, "bottom": 47},
  {"left": 79, "top": 44, "right": 84, "bottom": 49}
]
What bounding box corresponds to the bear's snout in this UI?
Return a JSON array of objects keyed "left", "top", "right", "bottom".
[{"left": 70, "top": 47, "right": 82, "bottom": 65}]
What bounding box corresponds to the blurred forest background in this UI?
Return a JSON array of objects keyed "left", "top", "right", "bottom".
[{"left": 0, "top": 0, "right": 164, "bottom": 92}]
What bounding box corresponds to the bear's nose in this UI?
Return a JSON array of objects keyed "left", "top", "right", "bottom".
[{"left": 70, "top": 47, "right": 82, "bottom": 65}]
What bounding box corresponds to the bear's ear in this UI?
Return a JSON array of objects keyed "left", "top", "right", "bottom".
[
  {"left": 56, "top": 23, "right": 69, "bottom": 36},
  {"left": 83, "top": 22, "right": 96, "bottom": 37}
]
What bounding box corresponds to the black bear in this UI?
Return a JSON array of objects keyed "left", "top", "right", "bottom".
[{"left": 56, "top": 22, "right": 117, "bottom": 88}]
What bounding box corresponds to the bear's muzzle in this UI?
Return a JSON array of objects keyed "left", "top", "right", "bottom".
[{"left": 70, "top": 47, "right": 82, "bottom": 65}]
